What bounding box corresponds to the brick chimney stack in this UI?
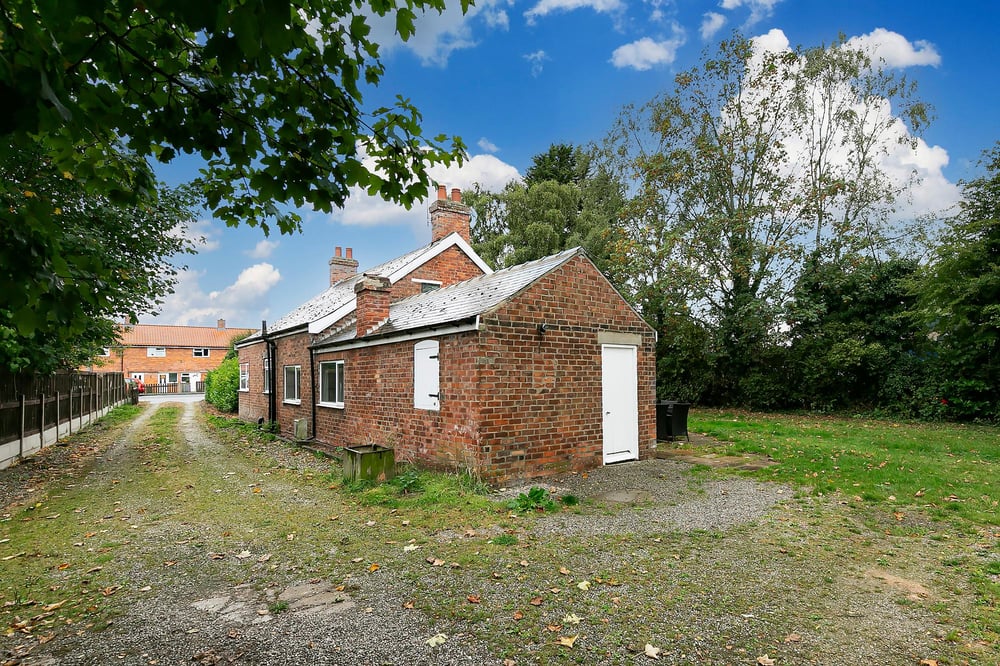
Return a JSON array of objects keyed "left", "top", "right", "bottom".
[
  {"left": 354, "top": 274, "right": 391, "bottom": 336},
  {"left": 217, "top": 318, "right": 225, "bottom": 330},
  {"left": 329, "top": 246, "right": 359, "bottom": 285},
  {"left": 429, "top": 184, "right": 471, "bottom": 244}
]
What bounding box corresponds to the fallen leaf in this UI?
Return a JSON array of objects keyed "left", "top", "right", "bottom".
[
  {"left": 464, "top": 529, "right": 476, "bottom": 537},
  {"left": 37, "top": 633, "right": 55, "bottom": 644},
  {"left": 425, "top": 633, "right": 448, "bottom": 647},
  {"left": 258, "top": 554, "right": 272, "bottom": 563},
  {"left": 402, "top": 520, "right": 410, "bottom": 526},
  {"left": 57, "top": 563, "right": 71, "bottom": 571},
  {"left": 757, "top": 656, "right": 775, "bottom": 666},
  {"left": 550, "top": 587, "right": 561, "bottom": 594},
  {"left": 368, "top": 563, "right": 380, "bottom": 572},
  {"left": 164, "top": 560, "right": 177, "bottom": 567},
  {"left": 546, "top": 624, "right": 562, "bottom": 632},
  {"left": 467, "top": 594, "right": 482, "bottom": 604},
  {"left": 86, "top": 566, "right": 103, "bottom": 573},
  {"left": 529, "top": 597, "right": 543, "bottom": 606},
  {"left": 427, "top": 558, "right": 445, "bottom": 567},
  {"left": 101, "top": 586, "right": 120, "bottom": 597},
  {"left": 286, "top": 533, "right": 295, "bottom": 541},
  {"left": 450, "top": 562, "right": 461, "bottom": 569},
  {"left": 576, "top": 581, "right": 591, "bottom": 591},
  {"left": 42, "top": 600, "right": 66, "bottom": 612},
  {"left": 558, "top": 566, "right": 570, "bottom": 575},
  {"left": 512, "top": 611, "right": 524, "bottom": 620},
  {"left": 644, "top": 643, "right": 661, "bottom": 659},
  {"left": 403, "top": 544, "right": 419, "bottom": 552},
  {"left": 365, "top": 520, "right": 376, "bottom": 527},
  {"left": 351, "top": 557, "right": 364, "bottom": 563},
  {"left": 556, "top": 634, "right": 578, "bottom": 648},
  {"left": 893, "top": 512, "right": 905, "bottom": 522},
  {"left": 784, "top": 633, "right": 802, "bottom": 643},
  {"left": 918, "top": 660, "right": 938, "bottom": 666},
  {"left": 915, "top": 489, "right": 926, "bottom": 497},
  {"left": 402, "top": 600, "right": 415, "bottom": 609},
  {"left": 235, "top": 550, "right": 253, "bottom": 559},
  {"left": 209, "top": 553, "right": 224, "bottom": 560},
  {"left": 519, "top": 560, "right": 529, "bottom": 567},
  {"left": 562, "top": 613, "right": 582, "bottom": 625},
  {"left": 139, "top": 586, "right": 152, "bottom": 592},
  {"left": 503, "top": 660, "right": 516, "bottom": 666}
]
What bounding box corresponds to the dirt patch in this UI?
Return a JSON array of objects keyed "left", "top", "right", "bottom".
[
  {"left": 655, "top": 432, "right": 777, "bottom": 470},
  {"left": 866, "top": 568, "right": 934, "bottom": 601}
]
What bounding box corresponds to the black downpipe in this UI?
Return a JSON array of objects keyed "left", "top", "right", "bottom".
[
  {"left": 309, "top": 346, "right": 317, "bottom": 440},
  {"left": 261, "top": 320, "right": 277, "bottom": 427}
]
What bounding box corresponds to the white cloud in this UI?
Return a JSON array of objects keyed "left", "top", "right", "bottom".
[
  {"left": 524, "top": 0, "right": 624, "bottom": 24},
  {"left": 366, "top": 0, "right": 512, "bottom": 67},
  {"left": 845, "top": 28, "right": 941, "bottom": 68},
  {"left": 328, "top": 153, "right": 520, "bottom": 234},
  {"left": 148, "top": 263, "right": 281, "bottom": 327},
  {"left": 524, "top": 49, "right": 549, "bottom": 76},
  {"left": 700, "top": 12, "right": 726, "bottom": 40},
  {"left": 611, "top": 29, "right": 686, "bottom": 71},
  {"left": 246, "top": 239, "right": 279, "bottom": 259},
  {"left": 751, "top": 27, "right": 789, "bottom": 55},
  {"left": 477, "top": 137, "right": 500, "bottom": 153},
  {"left": 718, "top": 0, "right": 783, "bottom": 26},
  {"left": 173, "top": 218, "right": 221, "bottom": 252}
]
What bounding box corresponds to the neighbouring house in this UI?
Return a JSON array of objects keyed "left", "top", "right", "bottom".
[
  {"left": 86, "top": 320, "right": 256, "bottom": 392},
  {"left": 237, "top": 186, "right": 656, "bottom": 483}
]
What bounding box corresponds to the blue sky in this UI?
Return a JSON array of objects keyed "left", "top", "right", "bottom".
[{"left": 148, "top": 0, "right": 1000, "bottom": 329}]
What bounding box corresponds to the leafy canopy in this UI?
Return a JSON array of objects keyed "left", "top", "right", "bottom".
[{"left": 1, "top": 0, "right": 471, "bottom": 236}]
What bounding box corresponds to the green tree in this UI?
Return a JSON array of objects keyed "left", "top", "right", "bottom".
[
  {"left": 602, "top": 33, "right": 933, "bottom": 404},
  {"left": 468, "top": 144, "right": 625, "bottom": 272},
  {"left": 0, "top": 144, "right": 196, "bottom": 373},
  {"left": 1, "top": 0, "right": 468, "bottom": 235},
  {"left": 914, "top": 143, "right": 1000, "bottom": 420},
  {"left": 205, "top": 357, "right": 240, "bottom": 413}
]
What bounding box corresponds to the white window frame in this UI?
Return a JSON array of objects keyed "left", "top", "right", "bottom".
[
  {"left": 147, "top": 346, "right": 166, "bottom": 357},
  {"left": 239, "top": 363, "right": 250, "bottom": 392},
  {"left": 99, "top": 347, "right": 111, "bottom": 357},
  {"left": 283, "top": 365, "right": 301, "bottom": 404},
  {"left": 262, "top": 356, "right": 271, "bottom": 393},
  {"left": 192, "top": 348, "right": 210, "bottom": 357},
  {"left": 414, "top": 340, "right": 440, "bottom": 411},
  {"left": 412, "top": 278, "right": 442, "bottom": 294},
  {"left": 130, "top": 372, "right": 144, "bottom": 382},
  {"left": 318, "top": 360, "right": 345, "bottom": 408}
]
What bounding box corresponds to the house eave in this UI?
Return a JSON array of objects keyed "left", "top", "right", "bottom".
[{"left": 311, "top": 316, "right": 480, "bottom": 353}]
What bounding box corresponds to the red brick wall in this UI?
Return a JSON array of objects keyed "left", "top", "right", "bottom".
[
  {"left": 388, "top": 246, "right": 485, "bottom": 301},
  {"left": 313, "top": 332, "right": 481, "bottom": 469},
  {"left": 475, "top": 254, "right": 657, "bottom": 483},
  {"left": 238, "top": 331, "right": 315, "bottom": 439},
  {"left": 238, "top": 339, "right": 268, "bottom": 423}
]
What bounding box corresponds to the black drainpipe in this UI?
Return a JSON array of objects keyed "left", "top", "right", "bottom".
[
  {"left": 309, "top": 345, "right": 317, "bottom": 440},
  {"left": 261, "top": 319, "right": 277, "bottom": 427}
]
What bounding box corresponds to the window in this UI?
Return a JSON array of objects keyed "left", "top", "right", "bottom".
[
  {"left": 130, "top": 373, "right": 144, "bottom": 382},
  {"left": 193, "top": 348, "right": 210, "bottom": 357},
  {"left": 414, "top": 340, "right": 440, "bottom": 411},
  {"left": 284, "top": 365, "right": 301, "bottom": 403},
  {"left": 413, "top": 278, "right": 442, "bottom": 294},
  {"left": 239, "top": 363, "right": 249, "bottom": 392},
  {"left": 158, "top": 372, "right": 178, "bottom": 384},
  {"left": 98, "top": 348, "right": 111, "bottom": 357},
  {"left": 262, "top": 356, "right": 271, "bottom": 393},
  {"left": 319, "top": 361, "right": 344, "bottom": 407},
  {"left": 147, "top": 346, "right": 166, "bottom": 357}
]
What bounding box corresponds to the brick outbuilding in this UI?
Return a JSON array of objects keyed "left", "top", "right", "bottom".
[{"left": 238, "top": 188, "right": 656, "bottom": 484}]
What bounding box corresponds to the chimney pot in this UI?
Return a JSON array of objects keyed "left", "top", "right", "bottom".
[
  {"left": 428, "top": 188, "right": 472, "bottom": 244},
  {"left": 437, "top": 184, "right": 447, "bottom": 200},
  {"left": 335, "top": 246, "right": 342, "bottom": 257},
  {"left": 217, "top": 318, "right": 225, "bottom": 330},
  {"left": 451, "top": 188, "right": 461, "bottom": 202},
  {"left": 346, "top": 247, "right": 353, "bottom": 259},
  {"left": 329, "top": 245, "right": 359, "bottom": 285}
]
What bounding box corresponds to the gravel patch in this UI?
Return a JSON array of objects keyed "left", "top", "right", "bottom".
[{"left": 500, "top": 459, "right": 789, "bottom": 537}]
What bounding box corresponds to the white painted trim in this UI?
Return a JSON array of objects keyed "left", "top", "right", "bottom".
[
  {"left": 312, "top": 318, "right": 479, "bottom": 353},
  {"left": 411, "top": 278, "right": 442, "bottom": 285}
]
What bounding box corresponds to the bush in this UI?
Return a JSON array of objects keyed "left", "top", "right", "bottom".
[{"left": 205, "top": 357, "right": 239, "bottom": 412}]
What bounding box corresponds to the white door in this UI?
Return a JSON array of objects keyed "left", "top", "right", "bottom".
[{"left": 602, "top": 344, "right": 639, "bottom": 464}]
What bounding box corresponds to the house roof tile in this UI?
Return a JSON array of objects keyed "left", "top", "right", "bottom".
[
  {"left": 242, "top": 234, "right": 491, "bottom": 343},
  {"left": 121, "top": 324, "right": 256, "bottom": 348},
  {"left": 315, "top": 247, "right": 583, "bottom": 347}
]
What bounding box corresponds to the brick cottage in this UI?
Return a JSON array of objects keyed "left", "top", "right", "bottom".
[{"left": 237, "top": 187, "right": 656, "bottom": 483}]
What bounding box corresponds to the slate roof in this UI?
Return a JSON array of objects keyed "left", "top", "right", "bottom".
[
  {"left": 242, "top": 240, "right": 456, "bottom": 343},
  {"left": 121, "top": 324, "right": 256, "bottom": 348},
  {"left": 315, "top": 247, "right": 583, "bottom": 347}
]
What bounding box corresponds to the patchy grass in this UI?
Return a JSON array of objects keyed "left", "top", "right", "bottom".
[{"left": 3, "top": 404, "right": 997, "bottom": 665}]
